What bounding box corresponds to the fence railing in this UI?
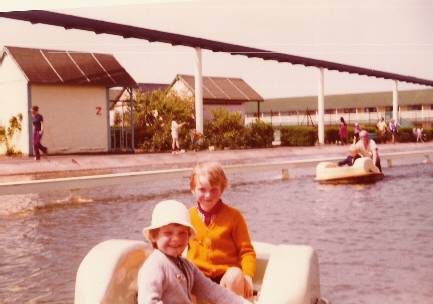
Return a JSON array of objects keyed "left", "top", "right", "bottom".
[{"left": 246, "top": 110, "right": 433, "bottom": 126}]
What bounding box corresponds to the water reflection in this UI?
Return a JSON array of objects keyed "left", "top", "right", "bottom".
[{"left": 0, "top": 164, "right": 432, "bottom": 303}]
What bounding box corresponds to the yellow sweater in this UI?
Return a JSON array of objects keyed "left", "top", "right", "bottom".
[{"left": 188, "top": 202, "right": 256, "bottom": 278}]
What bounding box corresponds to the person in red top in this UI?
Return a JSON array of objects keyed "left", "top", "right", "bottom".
[
  {"left": 338, "top": 117, "right": 348, "bottom": 145},
  {"left": 188, "top": 162, "right": 256, "bottom": 300}
]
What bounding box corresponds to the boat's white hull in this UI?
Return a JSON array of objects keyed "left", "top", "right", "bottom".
[
  {"left": 74, "top": 239, "right": 321, "bottom": 304},
  {"left": 315, "top": 157, "right": 383, "bottom": 184}
]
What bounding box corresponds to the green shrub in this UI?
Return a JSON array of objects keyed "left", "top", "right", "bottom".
[
  {"left": 205, "top": 108, "right": 246, "bottom": 149},
  {"left": 245, "top": 121, "right": 274, "bottom": 148},
  {"left": 325, "top": 126, "right": 340, "bottom": 144},
  {"left": 280, "top": 126, "right": 317, "bottom": 146},
  {"left": 129, "top": 90, "right": 194, "bottom": 152},
  {"left": 394, "top": 127, "right": 412, "bottom": 143},
  {"left": 0, "top": 126, "right": 5, "bottom": 145},
  {"left": 0, "top": 113, "right": 23, "bottom": 155},
  {"left": 424, "top": 128, "right": 433, "bottom": 141}
]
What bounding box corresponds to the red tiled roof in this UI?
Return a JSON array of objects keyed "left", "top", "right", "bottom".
[
  {"left": 176, "top": 74, "right": 263, "bottom": 103},
  {"left": 5, "top": 46, "right": 136, "bottom": 87}
]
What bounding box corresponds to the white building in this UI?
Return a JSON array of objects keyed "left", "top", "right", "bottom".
[
  {"left": 0, "top": 46, "right": 135, "bottom": 155},
  {"left": 246, "top": 89, "right": 433, "bottom": 128},
  {"left": 169, "top": 74, "right": 263, "bottom": 120}
]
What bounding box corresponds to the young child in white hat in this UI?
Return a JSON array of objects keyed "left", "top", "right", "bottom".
[{"left": 137, "top": 199, "right": 248, "bottom": 304}]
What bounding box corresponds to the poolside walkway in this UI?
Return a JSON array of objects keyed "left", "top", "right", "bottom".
[{"left": 1, "top": 142, "right": 433, "bottom": 179}]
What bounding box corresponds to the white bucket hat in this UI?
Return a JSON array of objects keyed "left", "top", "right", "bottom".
[{"left": 142, "top": 200, "right": 196, "bottom": 239}]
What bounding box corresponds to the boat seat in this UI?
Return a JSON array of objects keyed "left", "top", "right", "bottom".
[{"left": 74, "top": 239, "right": 151, "bottom": 304}]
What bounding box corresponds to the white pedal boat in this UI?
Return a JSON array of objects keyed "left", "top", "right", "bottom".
[
  {"left": 74, "top": 240, "right": 324, "bottom": 304},
  {"left": 315, "top": 157, "right": 383, "bottom": 184}
]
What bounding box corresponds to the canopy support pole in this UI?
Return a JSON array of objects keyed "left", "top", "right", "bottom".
[
  {"left": 318, "top": 68, "right": 325, "bottom": 145},
  {"left": 194, "top": 47, "right": 204, "bottom": 134},
  {"left": 392, "top": 80, "right": 399, "bottom": 123},
  {"left": 129, "top": 88, "right": 135, "bottom": 152}
]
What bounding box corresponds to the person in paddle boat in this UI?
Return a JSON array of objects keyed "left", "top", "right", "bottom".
[
  {"left": 355, "top": 130, "right": 382, "bottom": 172},
  {"left": 137, "top": 199, "right": 248, "bottom": 304},
  {"left": 337, "top": 144, "right": 361, "bottom": 167},
  {"left": 188, "top": 162, "right": 256, "bottom": 300}
]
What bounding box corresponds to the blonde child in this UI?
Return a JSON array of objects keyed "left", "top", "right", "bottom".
[
  {"left": 188, "top": 162, "right": 256, "bottom": 299},
  {"left": 137, "top": 200, "right": 247, "bottom": 304}
]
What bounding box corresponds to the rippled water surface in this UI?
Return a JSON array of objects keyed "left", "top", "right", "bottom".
[{"left": 1, "top": 163, "right": 433, "bottom": 304}]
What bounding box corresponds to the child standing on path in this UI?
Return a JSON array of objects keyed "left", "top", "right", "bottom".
[
  {"left": 188, "top": 162, "right": 256, "bottom": 300},
  {"left": 171, "top": 119, "right": 185, "bottom": 154},
  {"left": 137, "top": 200, "right": 247, "bottom": 304}
]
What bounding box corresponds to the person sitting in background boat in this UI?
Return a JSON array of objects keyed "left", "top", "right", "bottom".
[
  {"left": 338, "top": 144, "right": 361, "bottom": 167},
  {"left": 355, "top": 130, "right": 382, "bottom": 172},
  {"left": 137, "top": 200, "right": 247, "bottom": 304}
]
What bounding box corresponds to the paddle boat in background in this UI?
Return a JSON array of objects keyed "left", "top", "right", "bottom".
[
  {"left": 315, "top": 157, "right": 383, "bottom": 184},
  {"left": 74, "top": 239, "right": 326, "bottom": 304}
]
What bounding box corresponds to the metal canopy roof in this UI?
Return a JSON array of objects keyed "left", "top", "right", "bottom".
[
  {"left": 5, "top": 46, "right": 136, "bottom": 87},
  {"left": 175, "top": 74, "right": 263, "bottom": 103},
  {"left": 1, "top": 10, "right": 433, "bottom": 87}
]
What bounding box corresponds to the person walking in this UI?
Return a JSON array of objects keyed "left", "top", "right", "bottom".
[
  {"left": 338, "top": 117, "right": 348, "bottom": 145},
  {"left": 388, "top": 119, "right": 398, "bottom": 144},
  {"left": 416, "top": 127, "right": 425, "bottom": 143},
  {"left": 353, "top": 122, "right": 361, "bottom": 144},
  {"left": 31, "top": 105, "right": 48, "bottom": 160},
  {"left": 376, "top": 116, "right": 387, "bottom": 143}
]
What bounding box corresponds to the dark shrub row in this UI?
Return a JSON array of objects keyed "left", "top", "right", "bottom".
[
  {"left": 280, "top": 126, "right": 317, "bottom": 146},
  {"left": 124, "top": 91, "right": 431, "bottom": 151}
]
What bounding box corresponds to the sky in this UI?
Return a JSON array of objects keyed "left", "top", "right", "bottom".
[{"left": 1, "top": 0, "right": 433, "bottom": 98}]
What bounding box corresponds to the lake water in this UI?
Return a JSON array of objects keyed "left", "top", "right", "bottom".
[{"left": 1, "top": 162, "right": 432, "bottom": 304}]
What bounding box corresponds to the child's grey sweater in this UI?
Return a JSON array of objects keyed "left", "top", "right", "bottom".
[{"left": 137, "top": 249, "right": 245, "bottom": 304}]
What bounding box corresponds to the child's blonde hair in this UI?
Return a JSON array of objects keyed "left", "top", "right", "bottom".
[{"left": 190, "top": 162, "right": 228, "bottom": 192}]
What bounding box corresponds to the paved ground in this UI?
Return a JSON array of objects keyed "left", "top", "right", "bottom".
[{"left": 1, "top": 142, "right": 433, "bottom": 180}]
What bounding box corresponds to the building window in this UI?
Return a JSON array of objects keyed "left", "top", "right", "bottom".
[
  {"left": 325, "top": 109, "right": 334, "bottom": 114},
  {"left": 364, "top": 107, "right": 377, "bottom": 113},
  {"left": 385, "top": 106, "right": 393, "bottom": 112},
  {"left": 343, "top": 108, "right": 356, "bottom": 113},
  {"left": 408, "top": 105, "right": 422, "bottom": 111}
]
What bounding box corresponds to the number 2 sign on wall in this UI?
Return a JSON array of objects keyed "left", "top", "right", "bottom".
[{"left": 96, "top": 106, "right": 102, "bottom": 116}]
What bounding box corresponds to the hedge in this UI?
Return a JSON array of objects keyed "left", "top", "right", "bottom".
[
  {"left": 280, "top": 126, "right": 317, "bottom": 146},
  {"left": 244, "top": 120, "right": 274, "bottom": 148}
]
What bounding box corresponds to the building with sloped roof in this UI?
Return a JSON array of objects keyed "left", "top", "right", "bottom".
[
  {"left": 245, "top": 88, "right": 433, "bottom": 128},
  {"left": 169, "top": 74, "right": 263, "bottom": 120},
  {"left": 0, "top": 46, "right": 136, "bottom": 155}
]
